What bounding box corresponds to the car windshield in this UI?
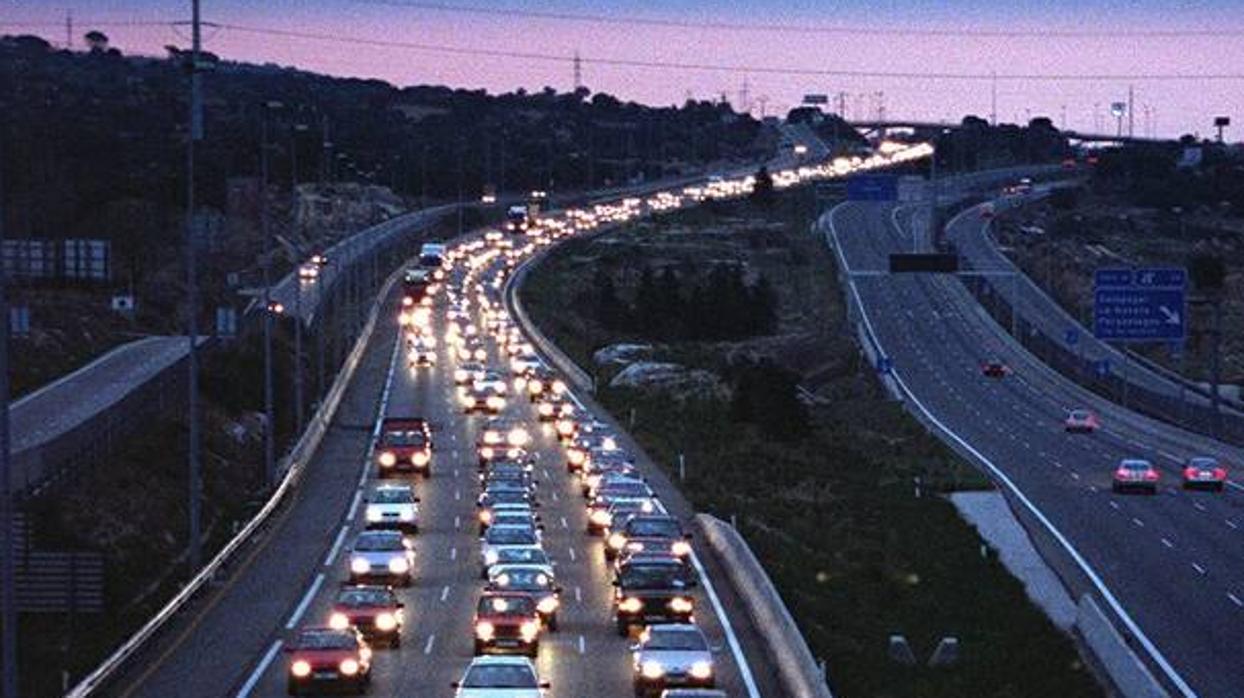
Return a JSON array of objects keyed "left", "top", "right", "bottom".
[
  {"left": 337, "top": 589, "right": 391, "bottom": 607},
  {"left": 383, "top": 430, "right": 426, "bottom": 447},
  {"left": 354, "top": 533, "right": 403, "bottom": 551},
  {"left": 646, "top": 629, "right": 708, "bottom": 651},
  {"left": 478, "top": 596, "right": 536, "bottom": 616},
  {"left": 463, "top": 664, "right": 538, "bottom": 688},
  {"left": 628, "top": 518, "right": 681, "bottom": 538},
  {"left": 372, "top": 488, "right": 413, "bottom": 505},
  {"left": 497, "top": 548, "right": 549, "bottom": 565},
  {"left": 296, "top": 630, "right": 355, "bottom": 650},
  {"left": 620, "top": 564, "right": 688, "bottom": 589},
  {"left": 1121, "top": 461, "right": 1152, "bottom": 471},
  {"left": 494, "top": 568, "right": 553, "bottom": 589},
  {"left": 486, "top": 491, "right": 529, "bottom": 505},
  {"left": 486, "top": 527, "right": 537, "bottom": 544},
  {"left": 1188, "top": 457, "right": 1218, "bottom": 468},
  {"left": 1070, "top": 411, "right": 1089, "bottom": 420},
  {"left": 601, "top": 482, "right": 650, "bottom": 497}
]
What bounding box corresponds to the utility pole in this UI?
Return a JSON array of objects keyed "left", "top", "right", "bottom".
[
  {"left": 1127, "top": 85, "right": 1135, "bottom": 138},
  {"left": 185, "top": 0, "right": 205, "bottom": 574},
  {"left": 990, "top": 71, "right": 997, "bottom": 126},
  {"left": 573, "top": 50, "right": 582, "bottom": 92},
  {"left": 0, "top": 95, "right": 19, "bottom": 698},
  {"left": 65, "top": 9, "right": 74, "bottom": 51}
]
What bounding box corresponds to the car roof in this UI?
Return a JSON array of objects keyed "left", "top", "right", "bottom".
[
  {"left": 1120, "top": 459, "right": 1153, "bottom": 467},
  {"left": 468, "top": 655, "right": 536, "bottom": 669}
]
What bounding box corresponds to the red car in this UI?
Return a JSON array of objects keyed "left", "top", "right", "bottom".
[
  {"left": 473, "top": 592, "right": 543, "bottom": 657},
  {"left": 375, "top": 417, "right": 432, "bottom": 476},
  {"left": 1182, "top": 456, "right": 1227, "bottom": 492},
  {"left": 1112, "top": 459, "right": 1159, "bottom": 495},
  {"left": 285, "top": 627, "right": 372, "bottom": 695},
  {"left": 1064, "top": 409, "right": 1100, "bottom": 433},
  {"left": 981, "top": 360, "right": 1010, "bottom": 378},
  {"left": 328, "top": 585, "right": 405, "bottom": 648}
]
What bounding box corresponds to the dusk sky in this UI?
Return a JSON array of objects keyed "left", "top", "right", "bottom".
[{"left": 4, "top": 1, "right": 1243, "bottom": 137}]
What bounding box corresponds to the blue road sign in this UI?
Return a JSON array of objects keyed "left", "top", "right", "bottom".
[
  {"left": 1064, "top": 328, "right": 1080, "bottom": 346},
  {"left": 1094, "top": 359, "right": 1112, "bottom": 377},
  {"left": 847, "top": 174, "right": 898, "bottom": 201},
  {"left": 877, "top": 356, "right": 894, "bottom": 374},
  {"left": 1093, "top": 266, "right": 1187, "bottom": 343}
]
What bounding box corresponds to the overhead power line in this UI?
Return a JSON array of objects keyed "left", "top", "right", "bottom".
[
  {"left": 216, "top": 23, "right": 1244, "bottom": 82},
  {"left": 352, "top": 0, "right": 1244, "bottom": 39}
]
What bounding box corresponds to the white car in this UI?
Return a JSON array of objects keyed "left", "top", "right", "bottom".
[
  {"left": 479, "top": 525, "right": 542, "bottom": 578},
  {"left": 452, "top": 656, "right": 548, "bottom": 697},
  {"left": 365, "top": 484, "right": 419, "bottom": 533},
  {"left": 474, "top": 370, "right": 509, "bottom": 395}
]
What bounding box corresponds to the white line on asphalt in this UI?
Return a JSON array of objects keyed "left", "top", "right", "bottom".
[
  {"left": 1161, "top": 538, "right": 1174, "bottom": 549},
  {"left": 1088, "top": 485, "right": 1098, "bottom": 493},
  {"left": 1229, "top": 593, "right": 1243, "bottom": 607},
  {"left": 235, "top": 640, "right": 283, "bottom": 698},
  {"left": 1070, "top": 472, "right": 1080, "bottom": 481},
  {"left": 1228, "top": 520, "right": 1239, "bottom": 530},
  {"left": 1158, "top": 450, "right": 1180, "bottom": 461},
  {"left": 574, "top": 586, "right": 582, "bottom": 603},
  {"left": 551, "top": 491, "right": 559, "bottom": 502},
  {"left": 454, "top": 515, "right": 461, "bottom": 530},
  {"left": 450, "top": 547, "right": 458, "bottom": 561},
  {"left": 324, "top": 526, "right": 349, "bottom": 566},
  {"left": 1108, "top": 501, "right": 1120, "bottom": 510},
  {"left": 689, "top": 550, "right": 762, "bottom": 698},
  {"left": 567, "top": 547, "right": 576, "bottom": 562},
  {"left": 455, "top": 489, "right": 462, "bottom": 501},
  {"left": 1053, "top": 461, "right": 1064, "bottom": 469},
  {"left": 1193, "top": 502, "right": 1206, "bottom": 512},
  {"left": 560, "top": 516, "right": 568, "bottom": 529},
  {"left": 440, "top": 585, "right": 450, "bottom": 602},
  {"left": 543, "top": 467, "right": 551, "bottom": 479},
  {"left": 1132, "top": 518, "right": 1145, "bottom": 528},
  {"left": 423, "top": 634, "right": 436, "bottom": 655},
  {"left": 1192, "top": 563, "right": 1206, "bottom": 575},
  {"left": 285, "top": 573, "right": 325, "bottom": 629},
  {"left": 577, "top": 635, "right": 586, "bottom": 655},
  {"left": 346, "top": 490, "right": 362, "bottom": 520}
]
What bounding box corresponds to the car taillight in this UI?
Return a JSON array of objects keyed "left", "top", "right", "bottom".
[
  {"left": 1215, "top": 468, "right": 1228, "bottom": 479},
  {"left": 1144, "top": 470, "right": 1159, "bottom": 481},
  {"left": 1184, "top": 468, "right": 1196, "bottom": 478}
]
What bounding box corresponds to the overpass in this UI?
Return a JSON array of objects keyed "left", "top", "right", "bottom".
[{"left": 848, "top": 120, "right": 1168, "bottom": 145}]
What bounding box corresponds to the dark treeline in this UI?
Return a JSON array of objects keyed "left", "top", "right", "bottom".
[
  {"left": 594, "top": 263, "right": 777, "bottom": 341},
  {"left": 1089, "top": 141, "right": 1244, "bottom": 212}
]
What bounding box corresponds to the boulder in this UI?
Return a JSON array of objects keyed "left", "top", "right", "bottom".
[
  {"left": 592, "top": 343, "right": 654, "bottom": 367},
  {"left": 608, "top": 361, "right": 730, "bottom": 401}
]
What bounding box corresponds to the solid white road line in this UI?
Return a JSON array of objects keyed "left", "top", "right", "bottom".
[
  {"left": 235, "top": 640, "right": 283, "bottom": 698},
  {"left": 423, "top": 634, "right": 436, "bottom": 655},
  {"left": 324, "top": 525, "right": 349, "bottom": 566},
  {"left": 285, "top": 573, "right": 325, "bottom": 630},
  {"left": 567, "top": 547, "right": 576, "bottom": 562},
  {"left": 1228, "top": 593, "right": 1243, "bottom": 607},
  {"left": 577, "top": 635, "right": 586, "bottom": 654},
  {"left": 689, "top": 551, "right": 762, "bottom": 698},
  {"left": 450, "top": 547, "right": 458, "bottom": 561},
  {"left": 1192, "top": 563, "right": 1206, "bottom": 575},
  {"left": 346, "top": 490, "right": 362, "bottom": 520},
  {"left": 440, "top": 585, "right": 451, "bottom": 602}
]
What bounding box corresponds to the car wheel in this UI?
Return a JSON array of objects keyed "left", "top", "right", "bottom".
[
  {"left": 527, "top": 642, "right": 539, "bottom": 658},
  {"left": 473, "top": 640, "right": 483, "bottom": 655},
  {"left": 547, "top": 614, "right": 559, "bottom": 632},
  {"left": 391, "top": 635, "right": 402, "bottom": 649},
  {"left": 287, "top": 681, "right": 299, "bottom": 696},
  {"left": 616, "top": 620, "right": 629, "bottom": 636}
]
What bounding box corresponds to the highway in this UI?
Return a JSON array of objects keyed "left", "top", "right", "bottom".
[{"left": 827, "top": 194, "right": 1244, "bottom": 698}]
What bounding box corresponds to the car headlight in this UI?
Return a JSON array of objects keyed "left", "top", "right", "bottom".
[
  {"left": 339, "top": 658, "right": 360, "bottom": 676},
  {"left": 399, "top": 509, "right": 415, "bottom": 521},
  {"left": 591, "top": 510, "right": 612, "bottom": 527},
  {"left": 528, "top": 380, "right": 544, "bottom": 394},
  {"left": 454, "top": 369, "right": 468, "bottom": 382},
  {"left": 484, "top": 432, "right": 501, "bottom": 444},
  {"left": 508, "top": 429, "right": 529, "bottom": 446},
  {"left": 412, "top": 451, "right": 430, "bottom": 465},
  {"left": 519, "top": 620, "right": 540, "bottom": 641},
  {"left": 366, "top": 508, "right": 382, "bottom": 522},
  {"left": 291, "top": 659, "right": 311, "bottom": 678},
  {"left": 388, "top": 557, "right": 410, "bottom": 574},
  {"left": 619, "top": 597, "right": 643, "bottom": 613},
  {"left": 514, "top": 377, "right": 528, "bottom": 391},
  {"left": 475, "top": 621, "right": 495, "bottom": 639},
  {"left": 480, "top": 446, "right": 495, "bottom": 459},
  {"left": 474, "top": 349, "right": 487, "bottom": 361},
  {"left": 487, "top": 397, "right": 506, "bottom": 409},
  {"left": 538, "top": 403, "right": 554, "bottom": 416},
  {"left": 641, "top": 660, "right": 665, "bottom": 679},
  {"left": 537, "top": 596, "right": 559, "bottom": 615},
  {"left": 672, "top": 540, "right": 692, "bottom": 557},
  {"left": 479, "top": 510, "right": 493, "bottom": 523},
  {"left": 556, "top": 420, "right": 575, "bottom": 435},
  {"left": 608, "top": 532, "right": 627, "bottom": 549},
  {"left": 329, "top": 612, "right": 350, "bottom": 630},
  {"left": 568, "top": 449, "right": 585, "bottom": 465},
  {"left": 459, "top": 393, "right": 475, "bottom": 406},
  {"left": 350, "top": 557, "right": 370, "bottom": 575},
  {"left": 669, "top": 597, "right": 693, "bottom": 613},
  {"left": 374, "top": 612, "right": 398, "bottom": 631},
  {"left": 378, "top": 452, "right": 396, "bottom": 467},
  {"left": 484, "top": 550, "right": 499, "bottom": 565},
  {"left": 552, "top": 380, "right": 566, "bottom": 394}
]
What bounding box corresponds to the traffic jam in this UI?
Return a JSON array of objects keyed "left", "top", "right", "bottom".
[{"left": 274, "top": 149, "right": 928, "bottom": 697}]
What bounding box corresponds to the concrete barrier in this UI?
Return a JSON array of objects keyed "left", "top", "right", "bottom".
[
  {"left": 1076, "top": 595, "right": 1169, "bottom": 698},
  {"left": 696, "top": 514, "right": 835, "bottom": 698}
]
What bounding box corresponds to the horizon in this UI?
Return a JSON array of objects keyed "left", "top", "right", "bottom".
[{"left": 3, "top": 1, "right": 1243, "bottom": 138}]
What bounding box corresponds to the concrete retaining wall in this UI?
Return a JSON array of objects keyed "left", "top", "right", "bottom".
[{"left": 1076, "top": 595, "right": 1169, "bottom": 698}]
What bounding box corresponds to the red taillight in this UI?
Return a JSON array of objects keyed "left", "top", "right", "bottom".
[
  {"left": 1144, "top": 470, "right": 1159, "bottom": 481},
  {"left": 1215, "top": 468, "right": 1228, "bottom": 480},
  {"left": 1184, "top": 468, "right": 1197, "bottom": 478}
]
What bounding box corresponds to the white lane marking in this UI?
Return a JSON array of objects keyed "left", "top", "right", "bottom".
[
  {"left": 285, "top": 573, "right": 325, "bottom": 629},
  {"left": 551, "top": 491, "right": 560, "bottom": 502},
  {"left": 542, "top": 467, "right": 551, "bottom": 479},
  {"left": 1227, "top": 520, "right": 1239, "bottom": 530},
  {"left": 454, "top": 466, "right": 460, "bottom": 477},
  {"left": 1229, "top": 593, "right": 1243, "bottom": 607},
  {"left": 1132, "top": 518, "right": 1144, "bottom": 528},
  {"left": 828, "top": 204, "right": 1197, "bottom": 698},
  {"left": 560, "top": 516, "right": 568, "bottom": 529},
  {"left": 346, "top": 490, "right": 362, "bottom": 520},
  {"left": 440, "top": 585, "right": 450, "bottom": 602},
  {"left": 454, "top": 515, "right": 462, "bottom": 530},
  {"left": 1158, "top": 450, "right": 1180, "bottom": 461},
  {"left": 1070, "top": 472, "right": 1080, "bottom": 481},
  {"left": 574, "top": 586, "right": 582, "bottom": 603},
  {"left": 1088, "top": 485, "right": 1098, "bottom": 493},
  {"left": 324, "top": 526, "right": 349, "bottom": 566},
  {"left": 1161, "top": 538, "right": 1174, "bottom": 549},
  {"left": 423, "top": 634, "right": 436, "bottom": 655},
  {"left": 450, "top": 547, "right": 458, "bottom": 561},
  {"left": 577, "top": 635, "right": 586, "bottom": 655},
  {"left": 1192, "top": 563, "right": 1206, "bottom": 575},
  {"left": 235, "top": 640, "right": 283, "bottom": 698},
  {"left": 567, "top": 547, "right": 576, "bottom": 562},
  {"left": 1193, "top": 502, "right": 1206, "bottom": 512},
  {"left": 1108, "top": 501, "right": 1120, "bottom": 511},
  {"left": 1053, "top": 461, "right": 1064, "bottom": 469},
  {"left": 455, "top": 489, "right": 462, "bottom": 501},
  {"left": 689, "top": 550, "right": 762, "bottom": 698},
  {"left": 357, "top": 466, "right": 369, "bottom": 488}
]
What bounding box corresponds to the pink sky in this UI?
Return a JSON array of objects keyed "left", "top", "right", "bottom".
[{"left": 5, "top": 3, "right": 1243, "bottom": 138}]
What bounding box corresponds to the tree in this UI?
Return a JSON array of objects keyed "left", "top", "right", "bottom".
[
  {"left": 84, "top": 30, "right": 109, "bottom": 53},
  {"left": 751, "top": 166, "right": 775, "bottom": 207},
  {"left": 594, "top": 267, "right": 629, "bottom": 330},
  {"left": 729, "top": 359, "right": 809, "bottom": 441},
  {"left": 1190, "top": 254, "right": 1226, "bottom": 293}
]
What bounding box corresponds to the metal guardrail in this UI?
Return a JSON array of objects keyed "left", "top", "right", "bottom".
[{"left": 65, "top": 253, "right": 412, "bottom": 698}]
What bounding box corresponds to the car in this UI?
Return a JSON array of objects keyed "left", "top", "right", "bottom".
[
  {"left": 478, "top": 418, "right": 531, "bottom": 454},
  {"left": 521, "top": 367, "right": 563, "bottom": 400},
  {"left": 457, "top": 336, "right": 489, "bottom": 363},
  {"left": 607, "top": 514, "right": 692, "bottom": 563},
  {"left": 328, "top": 586, "right": 405, "bottom": 648},
  {"left": 981, "top": 360, "right": 1010, "bottom": 378},
  {"left": 1064, "top": 409, "right": 1099, "bottom": 433},
  {"left": 348, "top": 530, "right": 415, "bottom": 586},
  {"left": 452, "top": 656, "right": 549, "bottom": 698},
  {"left": 1112, "top": 459, "right": 1159, "bottom": 494},
  {"left": 631, "top": 624, "right": 716, "bottom": 697},
  {"left": 659, "top": 690, "right": 728, "bottom": 698},
  {"left": 487, "top": 564, "right": 563, "bottom": 630},
  {"left": 455, "top": 362, "right": 489, "bottom": 386},
  {"left": 481, "top": 463, "right": 538, "bottom": 494},
  {"left": 480, "top": 524, "right": 543, "bottom": 577},
  {"left": 298, "top": 262, "right": 320, "bottom": 281},
  {"left": 1182, "top": 456, "right": 1227, "bottom": 491},
  {"left": 408, "top": 336, "right": 437, "bottom": 367},
  {"left": 510, "top": 351, "right": 542, "bottom": 376},
  {"left": 487, "top": 509, "right": 543, "bottom": 535},
  {"left": 490, "top": 546, "right": 553, "bottom": 570},
  {"left": 462, "top": 384, "right": 507, "bottom": 415},
  {"left": 566, "top": 429, "right": 620, "bottom": 473},
  {"left": 591, "top": 497, "right": 659, "bottom": 533},
  {"left": 374, "top": 417, "right": 432, "bottom": 476},
  {"left": 473, "top": 592, "right": 542, "bottom": 657},
  {"left": 474, "top": 370, "right": 510, "bottom": 395},
  {"left": 478, "top": 489, "right": 539, "bottom": 531},
  {"left": 364, "top": 484, "right": 420, "bottom": 533},
  {"left": 585, "top": 460, "right": 643, "bottom": 498},
  {"left": 613, "top": 555, "right": 697, "bottom": 635},
  {"left": 285, "top": 627, "right": 372, "bottom": 695}
]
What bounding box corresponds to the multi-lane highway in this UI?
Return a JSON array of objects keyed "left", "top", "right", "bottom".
[{"left": 827, "top": 194, "right": 1244, "bottom": 697}]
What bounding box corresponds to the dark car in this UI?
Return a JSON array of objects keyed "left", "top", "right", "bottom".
[
  {"left": 607, "top": 514, "right": 692, "bottom": 563},
  {"left": 981, "top": 360, "right": 1010, "bottom": 378},
  {"left": 374, "top": 417, "right": 432, "bottom": 476},
  {"left": 328, "top": 586, "right": 405, "bottom": 648},
  {"left": 613, "top": 556, "right": 697, "bottom": 635},
  {"left": 473, "top": 592, "right": 543, "bottom": 657},
  {"left": 285, "top": 627, "right": 372, "bottom": 695},
  {"left": 1182, "top": 456, "right": 1228, "bottom": 491},
  {"left": 1112, "top": 459, "right": 1159, "bottom": 494}
]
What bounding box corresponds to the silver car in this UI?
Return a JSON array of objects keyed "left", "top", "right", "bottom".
[
  {"left": 632, "top": 624, "right": 716, "bottom": 697},
  {"left": 348, "top": 530, "right": 415, "bottom": 586},
  {"left": 365, "top": 484, "right": 419, "bottom": 533}
]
